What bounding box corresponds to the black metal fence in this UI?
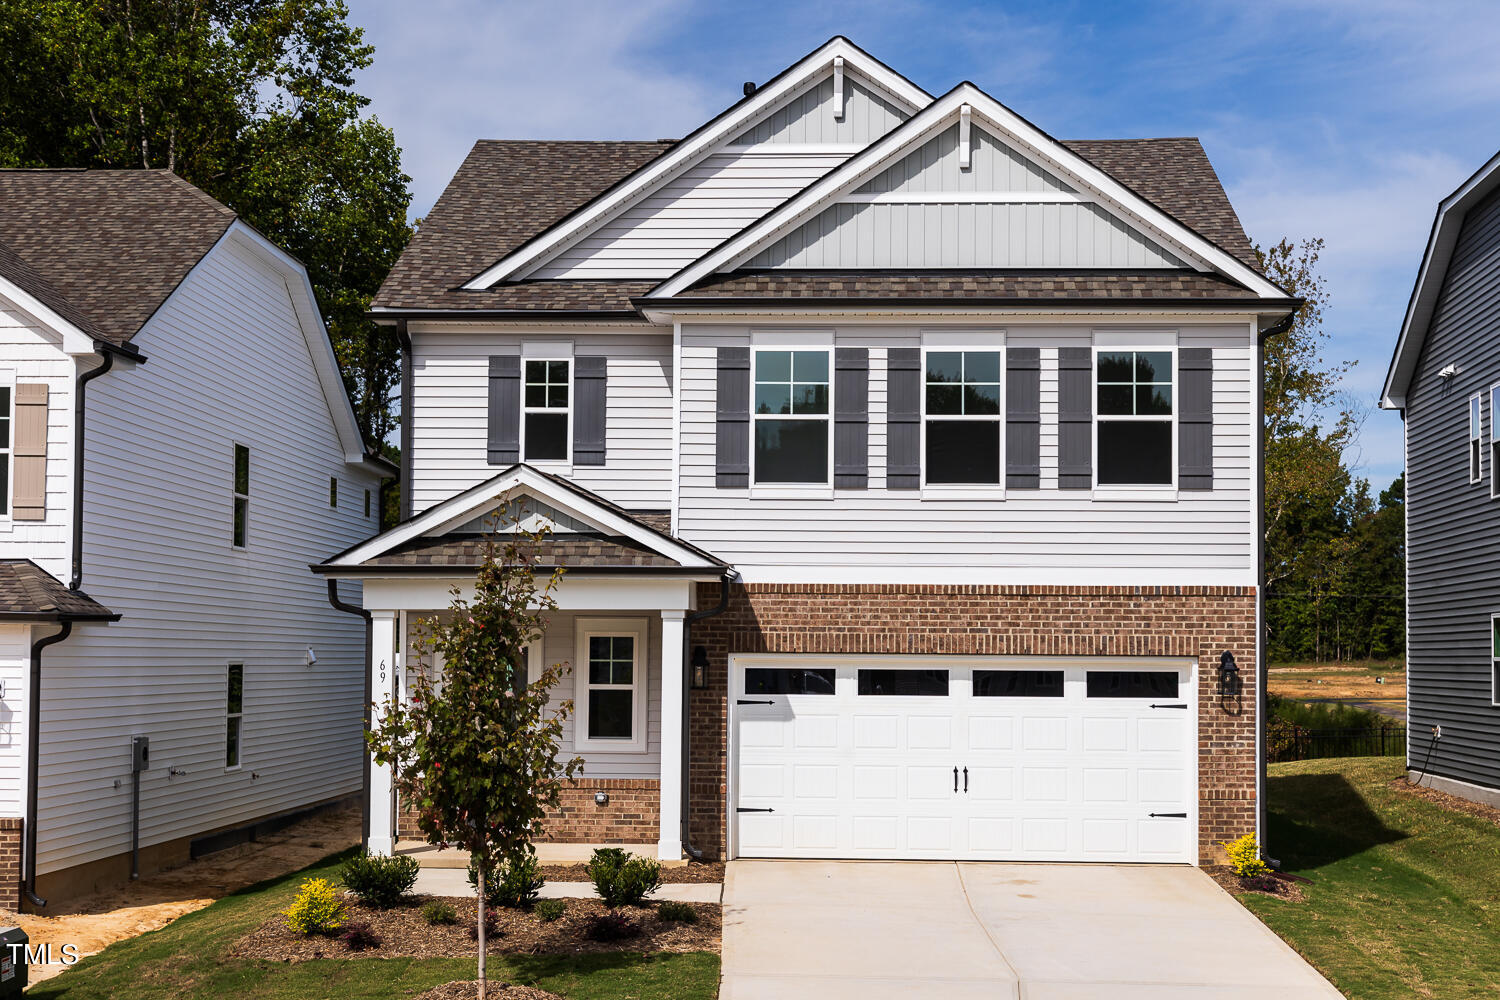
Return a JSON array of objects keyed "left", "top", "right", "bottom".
[{"left": 1267, "top": 721, "right": 1407, "bottom": 763}]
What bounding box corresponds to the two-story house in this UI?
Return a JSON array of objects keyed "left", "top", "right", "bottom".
[
  {"left": 329, "top": 38, "right": 1296, "bottom": 867},
  {"left": 1383, "top": 147, "right": 1500, "bottom": 810},
  {"left": 0, "top": 169, "right": 393, "bottom": 907}
]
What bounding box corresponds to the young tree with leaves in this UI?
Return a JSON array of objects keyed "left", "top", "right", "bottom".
[{"left": 367, "top": 517, "right": 581, "bottom": 998}]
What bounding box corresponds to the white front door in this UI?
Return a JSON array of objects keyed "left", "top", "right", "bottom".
[{"left": 731, "top": 658, "right": 1197, "bottom": 863}]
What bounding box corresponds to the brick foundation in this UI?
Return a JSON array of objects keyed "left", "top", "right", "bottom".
[
  {"left": 0, "top": 817, "right": 19, "bottom": 911},
  {"left": 399, "top": 778, "right": 661, "bottom": 846},
  {"left": 687, "top": 582, "right": 1258, "bottom": 865}
]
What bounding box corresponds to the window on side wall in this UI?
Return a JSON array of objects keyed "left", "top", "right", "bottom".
[
  {"left": 1491, "top": 386, "right": 1500, "bottom": 499},
  {"left": 924, "top": 349, "right": 1001, "bottom": 484},
  {"left": 523, "top": 358, "right": 570, "bottom": 462},
  {"left": 226, "top": 662, "right": 244, "bottom": 768},
  {"left": 575, "top": 619, "right": 647, "bottom": 752},
  {"left": 752, "top": 349, "right": 830, "bottom": 484},
  {"left": 0, "top": 384, "right": 11, "bottom": 517},
  {"left": 232, "top": 444, "right": 249, "bottom": 547},
  {"left": 1472, "top": 393, "right": 1485, "bottom": 485},
  {"left": 1097, "top": 349, "right": 1174, "bottom": 486},
  {"left": 1492, "top": 616, "right": 1500, "bottom": 706}
]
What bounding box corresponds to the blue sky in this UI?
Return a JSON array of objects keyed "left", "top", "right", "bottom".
[{"left": 347, "top": 0, "right": 1500, "bottom": 489}]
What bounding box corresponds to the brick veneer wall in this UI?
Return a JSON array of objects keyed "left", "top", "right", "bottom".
[
  {"left": 687, "top": 583, "right": 1258, "bottom": 865},
  {"left": 397, "top": 778, "right": 660, "bottom": 845},
  {"left": 0, "top": 817, "right": 21, "bottom": 911}
]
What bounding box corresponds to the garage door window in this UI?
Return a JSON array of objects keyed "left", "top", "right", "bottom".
[
  {"left": 745, "top": 667, "right": 835, "bottom": 695},
  {"left": 857, "top": 669, "right": 949, "bottom": 696},
  {"left": 974, "top": 670, "right": 1064, "bottom": 697},
  {"left": 1086, "top": 671, "right": 1179, "bottom": 698}
]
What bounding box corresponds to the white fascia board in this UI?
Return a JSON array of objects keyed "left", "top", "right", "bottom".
[
  {"left": 462, "top": 37, "right": 932, "bottom": 289},
  {"left": 363, "top": 576, "right": 701, "bottom": 614},
  {"left": 1383, "top": 148, "right": 1500, "bottom": 409},
  {"left": 326, "top": 465, "right": 718, "bottom": 570},
  {"left": 641, "top": 307, "right": 1269, "bottom": 325},
  {"left": 0, "top": 274, "right": 98, "bottom": 356},
  {"left": 650, "top": 83, "right": 1287, "bottom": 301}
]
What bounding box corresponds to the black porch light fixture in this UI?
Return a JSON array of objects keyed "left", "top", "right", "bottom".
[
  {"left": 690, "top": 645, "right": 710, "bottom": 689},
  {"left": 1218, "top": 650, "right": 1240, "bottom": 695}
]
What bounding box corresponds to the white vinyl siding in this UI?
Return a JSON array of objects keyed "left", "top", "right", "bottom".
[
  {"left": 33, "top": 235, "right": 381, "bottom": 876},
  {"left": 728, "top": 73, "right": 909, "bottom": 146},
  {"left": 407, "top": 328, "right": 674, "bottom": 514},
  {"left": 676, "top": 323, "right": 1256, "bottom": 585},
  {"left": 0, "top": 624, "right": 30, "bottom": 817}
]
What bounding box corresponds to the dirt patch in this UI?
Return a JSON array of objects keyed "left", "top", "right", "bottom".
[
  {"left": 538, "top": 861, "right": 725, "bottom": 884},
  {"left": 417, "top": 983, "right": 562, "bottom": 1000},
  {"left": 1392, "top": 776, "right": 1500, "bottom": 826},
  {"left": 0, "top": 805, "right": 359, "bottom": 984},
  {"left": 1205, "top": 865, "right": 1306, "bottom": 903},
  {"left": 1268, "top": 662, "right": 1405, "bottom": 710},
  {"left": 232, "top": 895, "right": 719, "bottom": 962}
]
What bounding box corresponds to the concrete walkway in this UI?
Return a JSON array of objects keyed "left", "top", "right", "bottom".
[
  {"left": 412, "top": 866, "right": 721, "bottom": 903},
  {"left": 721, "top": 861, "right": 1345, "bottom": 999}
]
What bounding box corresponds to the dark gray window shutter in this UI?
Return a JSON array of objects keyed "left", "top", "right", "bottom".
[
  {"left": 886, "top": 348, "right": 921, "bottom": 489},
  {"left": 487, "top": 355, "right": 520, "bottom": 465},
  {"left": 1006, "top": 348, "right": 1041, "bottom": 489},
  {"left": 1179, "top": 347, "right": 1213, "bottom": 490},
  {"left": 834, "top": 347, "right": 869, "bottom": 489},
  {"left": 1058, "top": 347, "right": 1092, "bottom": 489},
  {"left": 574, "top": 355, "right": 607, "bottom": 466},
  {"left": 716, "top": 347, "right": 750, "bottom": 487}
]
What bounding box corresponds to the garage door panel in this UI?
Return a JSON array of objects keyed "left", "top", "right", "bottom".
[
  {"left": 1021, "top": 817, "right": 1070, "bottom": 853},
  {"left": 853, "top": 764, "right": 899, "bottom": 801},
  {"left": 793, "top": 713, "right": 840, "bottom": 748},
  {"left": 1021, "top": 716, "right": 1069, "bottom": 750},
  {"left": 907, "top": 764, "right": 957, "bottom": 799},
  {"left": 1138, "top": 818, "right": 1188, "bottom": 857},
  {"left": 793, "top": 764, "right": 839, "bottom": 799},
  {"left": 853, "top": 714, "right": 899, "bottom": 749},
  {"left": 1082, "top": 818, "right": 1130, "bottom": 854},
  {"left": 852, "top": 815, "right": 898, "bottom": 850},
  {"left": 967, "top": 715, "right": 1015, "bottom": 750},
  {"left": 965, "top": 765, "right": 1014, "bottom": 800},
  {"left": 739, "top": 763, "right": 786, "bottom": 799},
  {"left": 967, "top": 816, "right": 1016, "bottom": 852},
  {"left": 1138, "top": 768, "right": 1187, "bottom": 803},
  {"left": 1082, "top": 716, "right": 1130, "bottom": 751},
  {"left": 792, "top": 814, "right": 839, "bottom": 850},
  {"left": 1022, "top": 766, "right": 1069, "bottom": 802},
  {"left": 907, "top": 816, "right": 956, "bottom": 852},
  {"left": 1138, "top": 717, "right": 1185, "bottom": 752},
  {"left": 1082, "top": 767, "right": 1129, "bottom": 803}
]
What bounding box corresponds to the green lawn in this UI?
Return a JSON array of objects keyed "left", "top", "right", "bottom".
[
  {"left": 1241, "top": 757, "right": 1500, "bottom": 999},
  {"left": 29, "top": 851, "right": 719, "bottom": 1000}
]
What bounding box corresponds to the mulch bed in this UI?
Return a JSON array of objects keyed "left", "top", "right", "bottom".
[
  {"left": 1392, "top": 776, "right": 1500, "bottom": 826},
  {"left": 1204, "top": 865, "right": 1307, "bottom": 903},
  {"left": 538, "top": 861, "right": 725, "bottom": 884},
  {"left": 415, "top": 983, "right": 561, "bottom": 1000},
  {"left": 231, "top": 895, "right": 718, "bottom": 962}
]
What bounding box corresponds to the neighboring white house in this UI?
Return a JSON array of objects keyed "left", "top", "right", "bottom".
[
  {"left": 338, "top": 38, "right": 1296, "bottom": 869},
  {"left": 0, "top": 168, "right": 393, "bottom": 907}
]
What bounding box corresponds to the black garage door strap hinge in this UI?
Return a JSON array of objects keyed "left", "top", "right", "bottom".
[
  {"left": 736, "top": 807, "right": 775, "bottom": 813},
  {"left": 1149, "top": 703, "right": 1189, "bottom": 709},
  {"left": 736, "top": 699, "right": 775, "bottom": 705},
  {"left": 1148, "top": 812, "right": 1188, "bottom": 819}
]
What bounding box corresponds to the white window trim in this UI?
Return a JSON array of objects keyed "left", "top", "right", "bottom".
[
  {"left": 1092, "top": 344, "right": 1178, "bottom": 492},
  {"left": 521, "top": 355, "right": 574, "bottom": 470},
  {"left": 523, "top": 635, "right": 545, "bottom": 685},
  {"left": 919, "top": 343, "right": 1005, "bottom": 493},
  {"left": 1492, "top": 613, "right": 1500, "bottom": 707},
  {"left": 1490, "top": 384, "right": 1500, "bottom": 500},
  {"left": 1472, "top": 392, "right": 1485, "bottom": 486},
  {"left": 575, "top": 617, "right": 649, "bottom": 754},
  {"left": 749, "top": 346, "right": 834, "bottom": 490},
  {"left": 0, "top": 370, "right": 14, "bottom": 525},
  {"left": 231, "top": 442, "right": 250, "bottom": 550},
  {"left": 225, "top": 661, "right": 244, "bottom": 772}
]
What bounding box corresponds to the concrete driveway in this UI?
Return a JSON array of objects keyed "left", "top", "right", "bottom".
[{"left": 721, "top": 861, "right": 1344, "bottom": 999}]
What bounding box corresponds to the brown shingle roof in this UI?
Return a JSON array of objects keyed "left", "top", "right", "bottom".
[
  {"left": 374, "top": 135, "right": 1262, "bottom": 313},
  {"left": 0, "top": 560, "right": 117, "bottom": 620},
  {"left": 672, "top": 270, "right": 1268, "bottom": 303},
  {"left": 361, "top": 534, "right": 680, "bottom": 570},
  {"left": 0, "top": 169, "right": 236, "bottom": 346},
  {"left": 0, "top": 236, "right": 109, "bottom": 341}
]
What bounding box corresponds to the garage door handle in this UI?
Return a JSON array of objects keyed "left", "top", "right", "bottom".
[
  {"left": 736, "top": 807, "right": 774, "bottom": 813},
  {"left": 736, "top": 699, "right": 775, "bottom": 706},
  {"left": 1148, "top": 812, "right": 1187, "bottom": 818},
  {"left": 954, "top": 767, "right": 959, "bottom": 792},
  {"left": 1149, "top": 703, "right": 1188, "bottom": 709}
]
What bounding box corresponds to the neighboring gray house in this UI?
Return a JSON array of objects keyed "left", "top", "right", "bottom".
[{"left": 1383, "top": 148, "right": 1500, "bottom": 808}]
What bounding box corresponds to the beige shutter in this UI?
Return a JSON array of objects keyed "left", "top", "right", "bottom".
[{"left": 12, "top": 382, "right": 48, "bottom": 520}]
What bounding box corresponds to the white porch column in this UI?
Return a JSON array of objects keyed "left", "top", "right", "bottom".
[
  {"left": 657, "top": 609, "right": 685, "bottom": 861},
  {"left": 368, "top": 609, "right": 399, "bottom": 856}
]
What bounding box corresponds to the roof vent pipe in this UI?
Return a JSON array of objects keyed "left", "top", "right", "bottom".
[{"left": 742, "top": 82, "right": 756, "bottom": 97}]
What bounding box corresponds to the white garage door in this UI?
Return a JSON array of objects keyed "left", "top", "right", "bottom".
[{"left": 731, "top": 659, "right": 1196, "bottom": 863}]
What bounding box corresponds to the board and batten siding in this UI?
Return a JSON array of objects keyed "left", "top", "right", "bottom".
[
  {"left": 728, "top": 73, "right": 909, "bottom": 146},
  {"left": 1404, "top": 182, "right": 1500, "bottom": 793},
  {"left": 0, "top": 293, "right": 81, "bottom": 583},
  {"left": 409, "top": 329, "right": 674, "bottom": 514},
  {"left": 33, "top": 235, "right": 382, "bottom": 876},
  {"left": 675, "top": 323, "right": 1256, "bottom": 584}
]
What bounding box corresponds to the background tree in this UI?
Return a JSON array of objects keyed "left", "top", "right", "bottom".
[
  {"left": 0, "top": 0, "right": 411, "bottom": 490},
  {"left": 367, "top": 516, "right": 581, "bottom": 999}
]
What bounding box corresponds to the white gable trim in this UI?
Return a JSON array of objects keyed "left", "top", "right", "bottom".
[
  {"left": 0, "top": 274, "right": 98, "bottom": 356},
  {"left": 322, "top": 465, "right": 721, "bottom": 570},
  {"left": 1382, "top": 148, "right": 1500, "bottom": 410},
  {"left": 461, "top": 37, "right": 931, "bottom": 289},
  {"left": 649, "top": 83, "right": 1286, "bottom": 301}
]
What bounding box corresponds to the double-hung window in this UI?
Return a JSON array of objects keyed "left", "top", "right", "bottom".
[
  {"left": 1097, "top": 349, "right": 1174, "bottom": 486},
  {"left": 752, "top": 349, "right": 830, "bottom": 484},
  {"left": 226, "top": 662, "right": 244, "bottom": 768},
  {"left": 0, "top": 384, "right": 11, "bottom": 516},
  {"left": 232, "top": 444, "right": 250, "bottom": 547},
  {"left": 575, "top": 619, "right": 647, "bottom": 752},
  {"left": 1492, "top": 615, "right": 1500, "bottom": 706},
  {"left": 523, "top": 359, "right": 570, "bottom": 462},
  {"left": 1491, "top": 386, "right": 1500, "bottom": 498},
  {"left": 1471, "top": 393, "right": 1484, "bottom": 485},
  {"left": 924, "top": 349, "right": 1001, "bottom": 484}
]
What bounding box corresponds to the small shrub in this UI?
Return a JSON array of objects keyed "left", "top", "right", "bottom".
[
  {"left": 468, "top": 851, "right": 544, "bottom": 909},
  {"left": 421, "top": 900, "right": 458, "bottom": 926},
  {"left": 468, "top": 908, "right": 502, "bottom": 941},
  {"left": 656, "top": 900, "right": 698, "bottom": 923},
  {"left": 1241, "top": 873, "right": 1283, "bottom": 894},
  {"left": 1222, "top": 832, "right": 1270, "bottom": 878},
  {"left": 340, "top": 851, "right": 420, "bottom": 909},
  {"left": 283, "top": 877, "right": 347, "bottom": 935},
  {"left": 338, "top": 920, "right": 382, "bottom": 952},
  {"left": 584, "top": 911, "right": 641, "bottom": 942},
  {"left": 535, "top": 898, "right": 566, "bottom": 922},
  {"left": 587, "top": 848, "right": 662, "bottom": 907}
]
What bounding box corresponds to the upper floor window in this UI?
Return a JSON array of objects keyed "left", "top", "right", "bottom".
[
  {"left": 232, "top": 444, "right": 250, "bottom": 547},
  {"left": 0, "top": 385, "right": 11, "bottom": 517},
  {"left": 1097, "top": 349, "right": 1173, "bottom": 486},
  {"left": 524, "top": 359, "right": 570, "bottom": 462},
  {"left": 364, "top": 488, "right": 372, "bottom": 517},
  {"left": 753, "top": 349, "right": 829, "bottom": 484},
  {"left": 1471, "top": 393, "right": 1484, "bottom": 485},
  {"left": 924, "top": 349, "right": 1001, "bottom": 484},
  {"left": 329, "top": 476, "right": 338, "bottom": 508},
  {"left": 1491, "top": 386, "right": 1500, "bottom": 498}
]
